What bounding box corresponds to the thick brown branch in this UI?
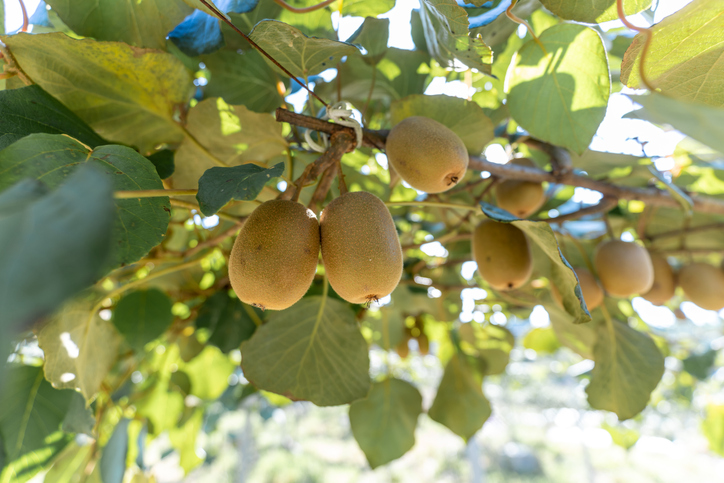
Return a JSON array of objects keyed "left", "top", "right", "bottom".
[
  {"left": 276, "top": 108, "right": 387, "bottom": 151},
  {"left": 308, "top": 163, "right": 339, "bottom": 213}
]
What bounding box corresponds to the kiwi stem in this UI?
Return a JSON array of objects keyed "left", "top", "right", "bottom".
[
  {"left": 272, "top": 0, "right": 337, "bottom": 13},
  {"left": 616, "top": 0, "right": 657, "bottom": 93},
  {"left": 506, "top": 0, "right": 547, "bottom": 55},
  {"left": 0, "top": 41, "right": 32, "bottom": 85},
  {"left": 169, "top": 198, "right": 244, "bottom": 223},
  {"left": 603, "top": 214, "right": 616, "bottom": 240}
]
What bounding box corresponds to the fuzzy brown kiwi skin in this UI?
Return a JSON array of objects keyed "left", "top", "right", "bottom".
[
  {"left": 320, "top": 191, "right": 403, "bottom": 304},
  {"left": 472, "top": 220, "right": 533, "bottom": 291},
  {"left": 594, "top": 240, "right": 654, "bottom": 298},
  {"left": 385, "top": 116, "right": 468, "bottom": 194},
  {"left": 228, "top": 200, "right": 320, "bottom": 311}
]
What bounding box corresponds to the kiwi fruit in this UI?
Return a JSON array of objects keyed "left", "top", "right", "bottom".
[
  {"left": 417, "top": 332, "right": 430, "bottom": 355},
  {"left": 320, "top": 191, "right": 403, "bottom": 304},
  {"left": 228, "top": 200, "right": 320, "bottom": 311},
  {"left": 679, "top": 263, "right": 724, "bottom": 311},
  {"left": 495, "top": 159, "right": 546, "bottom": 218},
  {"left": 385, "top": 116, "right": 468, "bottom": 193},
  {"left": 594, "top": 240, "right": 654, "bottom": 298},
  {"left": 472, "top": 220, "right": 533, "bottom": 290},
  {"left": 551, "top": 267, "right": 604, "bottom": 310},
  {"left": 641, "top": 253, "right": 676, "bottom": 305}
]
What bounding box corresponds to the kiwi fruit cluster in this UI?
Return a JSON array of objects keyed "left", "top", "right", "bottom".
[
  {"left": 386, "top": 116, "right": 469, "bottom": 193},
  {"left": 395, "top": 316, "right": 429, "bottom": 358},
  {"left": 228, "top": 192, "right": 403, "bottom": 310}
]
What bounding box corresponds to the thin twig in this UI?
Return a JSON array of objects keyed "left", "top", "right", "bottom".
[
  {"left": 114, "top": 189, "right": 197, "bottom": 199},
  {"left": 536, "top": 196, "right": 617, "bottom": 223},
  {"left": 308, "top": 163, "right": 338, "bottom": 213},
  {"left": 186, "top": 221, "right": 244, "bottom": 257},
  {"left": 0, "top": 41, "right": 32, "bottom": 85},
  {"left": 18, "top": 0, "right": 29, "bottom": 32},
  {"left": 197, "top": 0, "right": 328, "bottom": 107},
  {"left": 506, "top": 0, "right": 546, "bottom": 54},
  {"left": 647, "top": 222, "right": 724, "bottom": 242}
]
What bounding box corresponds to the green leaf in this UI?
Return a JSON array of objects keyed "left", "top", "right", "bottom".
[
  {"left": 391, "top": 94, "right": 494, "bottom": 155},
  {"left": 546, "top": 301, "right": 596, "bottom": 359},
  {"left": 538, "top": 0, "right": 651, "bottom": 23},
  {"left": 195, "top": 291, "right": 260, "bottom": 353},
  {"left": 523, "top": 327, "right": 561, "bottom": 354},
  {"left": 703, "top": 404, "right": 724, "bottom": 457},
  {"left": 197, "top": 162, "right": 284, "bottom": 216},
  {"left": 112, "top": 289, "right": 174, "bottom": 352},
  {"left": 349, "top": 378, "right": 422, "bottom": 468},
  {"left": 348, "top": 17, "right": 390, "bottom": 63},
  {"left": 0, "top": 85, "right": 106, "bottom": 151},
  {"left": 183, "top": 0, "right": 224, "bottom": 17},
  {"left": 241, "top": 296, "right": 371, "bottom": 406},
  {"left": 0, "top": 366, "right": 74, "bottom": 482},
  {"left": 338, "top": 0, "right": 395, "bottom": 16},
  {"left": 169, "top": 410, "right": 204, "bottom": 473},
  {"left": 249, "top": 20, "right": 359, "bottom": 78},
  {"left": 44, "top": 443, "right": 94, "bottom": 483},
  {"left": 0, "top": 133, "right": 170, "bottom": 268},
  {"left": 99, "top": 419, "right": 129, "bottom": 483},
  {"left": 61, "top": 393, "right": 95, "bottom": 436},
  {"left": 147, "top": 150, "right": 175, "bottom": 180},
  {"left": 418, "top": 0, "right": 493, "bottom": 75},
  {"left": 0, "top": 33, "right": 193, "bottom": 153},
  {"left": 201, "top": 49, "right": 285, "bottom": 113},
  {"left": 586, "top": 319, "right": 665, "bottom": 420},
  {"left": 45, "top": 0, "right": 193, "bottom": 50},
  {"left": 507, "top": 23, "right": 610, "bottom": 154},
  {"left": 428, "top": 354, "right": 491, "bottom": 440},
  {"left": 180, "top": 346, "right": 235, "bottom": 400},
  {"left": 602, "top": 422, "right": 640, "bottom": 450},
  {"left": 683, "top": 349, "right": 717, "bottom": 381},
  {"left": 621, "top": 0, "right": 724, "bottom": 107},
  {"left": 0, "top": 1, "right": 4, "bottom": 35},
  {"left": 173, "top": 98, "right": 287, "bottom": 189},
  {"left": 481, "top": 202, "right": 591, "bottom": 324},
  {"left": 0, "top": 166, "right": 114, "bottom": 330},
  {"left": 626, "top": 94, "right": 724, "bottom": 155},
  {"left": 38, "top": 299, "right": 122, "bottom": 402}
]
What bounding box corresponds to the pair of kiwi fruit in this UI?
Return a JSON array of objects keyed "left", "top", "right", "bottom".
[{"left": 228, "top": 192, "right": 403, "bottom": 311}]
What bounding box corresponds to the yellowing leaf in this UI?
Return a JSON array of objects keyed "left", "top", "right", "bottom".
[
  {"left": 621, "top": 0, "right": 724, "bottom": 107},
  {"left": 38, "top": 299, "right": 122, "bottom": 402},
  {"left": 1, "top": 33, "right": 193, "bottom": 153},
  {"left": 506, "top": 23, "right": 610, "bottom": 154},
  {"left": 172, "top": 97, "right": 287, "bottom": 189}
]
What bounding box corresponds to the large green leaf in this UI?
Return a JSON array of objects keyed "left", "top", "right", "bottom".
[
  {"left": 338, "top": 0, "right": 395, "bottom": 16},
  {"left": 703, "top": 404, "right": 724, "bottom": 457},
  {"left": 45, "top": 0, "right": 193, "bottom": 49},
  {"left": 0, "top": 85, "right": 106, "bottom": 151},
  {"left": 112, "top": 290, "right": 174, "bottom": 352},
  {"left": 169, "top": 410, "right": 204, "bottom": 473},
  {"left": 0, "top": 33, "right": 193, "bottom": 153},
  {"left": 545, "top": 301, "right": 595, "bottom": 359},
  {"left": 173, "top": 98, "right": 287, "bottom": 189},
  {"left": 428, "top": 354, "right": 491, "bottom": 440},
  {"left": 0, "top": 133, "right": 170, "bottom": 267},
  {"left": 349, "top": 378, "right": 422, "bottom": 468},
  {"left": 249, "top": 20, "right": 359, "bottom": 78},
  {"left": 0, "top": 366, "right": 74, "bottom": 483},
  {"left": 418, "top": 0, "right": 493, "bottom": 75},
  {"left": 179, "top": 346, "right": 235, "bottom": 400},
  {"left": 621, "top": 0, "right": 724, "bottom": 107},
  {"left": 507, "top": 23, "right": 610, "bottom": 154},
  {"left": 0, "top": 166, "right": 114, "bottom": 331},
  {"left": 626, "top": 94, "right": 724, "bottom": 155},
  {"left": 196, "top": 162, "right": 284, "bottom": 216},
  {"left": 682, "top": 350, "right": 718, "bottom": 381},
  {"left": 586, "top": 319, "right": 665, "bottom": 420},
  {"left": 538, "top": 0, "right": 651, "bottom": 23},
  {"left": 43, "top": 443, "right": 94, "bottom": 483},
  {"left": 195, "top": 291, "right": 260, "bottom": 353},
  {"left": 481, "top": 203, "right": 591, "bottom": 324},
  {"left": 391, "top": 94, "right": 494, "bottom": 155},
  {"left": 38, "top": 299, "right": 122, "bottom": 402},
  {"left": 99, "top": 419, "right": 129, "bottom": 483},
  {"left": 348, "top": 17, "right": 390, "bottom": 63},
  {"left": 241, "top": 296, "right": 371, "bottom": 406},
  {"left": 201, "top": 49, "right": 285, "bottom": 114}
]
